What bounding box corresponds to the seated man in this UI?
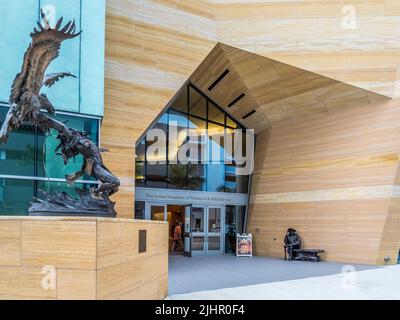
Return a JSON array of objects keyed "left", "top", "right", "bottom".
[{"left": 284, "top": 228, "right": 301, "bottom": 261}]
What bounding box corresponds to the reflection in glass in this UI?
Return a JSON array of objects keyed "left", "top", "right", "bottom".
[
  {"left": 0, "top": 106, "right": 101, "bottom": 216},
  {"left": 208, "top": 122, "right": 225, "bottom": 163},
  {"left": 134, "top": 84, "right": 253, "bottom": 194},
  {"left": 151, "top": 205, "right": 165, "bottom": 221},
  {"left": 135, "top": 201, "right": 145, "bottom": 220},
  {"left": 207, "top": 163, "right": 225, "bottom": 192},
  {"left": 225, "top": 163, "right": 249, "bottom": 194},
  {"left": 188, "top": 116, "right": 207, "bottom": 163},
  {"left": 146, "top": 163, "right": 167, "bottom": 188},
  {"left": 226, "top": 115, "right": 239, "bottom": 129},
  {"left": 191, "top": 207, "right": 204, "bottom": 232},
  {"left": 192, "top": 236, "right": 205, "bottom": 251},
  {"left": 208, "top": 101, "right": 225, "bottom": 125},
  {"left": 168, "top": 164, "right": 188, "bottom": 189},
  {"left": 37, "top": 181, "right": 95, "bottom": 200},
  {"left": 168, "top": 110, "right": 188, "bottom": 162},
  {"left": 208, "top": 208, "right": 221, "bottom": 233},
  {"left": 208, "top": 237, "right": 221, "bottom": 251},
  {"left": 0, "top": 108, "right": 35, "bottom": 176},
  {"left": 41, "top": 114, "right": 99, "bottom": 180},
  {"left": 146, "top": 113, "right": 168, "bottom": 164},
  {"left": 135, "top": 162, "right": 145, "bottom": 187},
  {"left": 225, "top": 128, "right": 235, "bottom": 164},
  {"left": 225, "top": 205, "right": 246, "bottom": 254},
  {"left": 187, "top": 164, "right": 206, "bottom": 191},
  {"left": 0, "top": 178, "right": 34, "bottom": 215},
  {"left": 136, "top": 139, "right": 146, "bottom": 162}
]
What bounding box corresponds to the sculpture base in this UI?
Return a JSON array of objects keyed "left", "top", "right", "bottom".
[
  {"left": 28, "top": 188, "right": 117, "bottom": 218},
  {"left": 0, "top": 216, "right": 168, "bottom": 300}
]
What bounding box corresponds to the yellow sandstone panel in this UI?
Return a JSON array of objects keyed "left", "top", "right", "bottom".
[
  {"left": 104, "top": 0, "right": 218, "bottom": 218},
  {"left": 248, "top": 98, "right": 400, "bottom": 265},
  {"left": 21, "top": 220, "right": 97, "bottom": 270},
  {"left": 0, "top": 218, "right": 169, "bottom": 300},
  {"left": 143, "top": 253, "right": 169, "bottom": 283},
  {"left": 57, "top": 269, "right": 96, "bottom": 300},
  {"left": 0, "top": 220, "right": 20, "bottom": 266},
  {"left": 212, "top": 0, "right": 400, "bottom": 97},
  {"left": 97, "top": 259, "right": 144, "bottom": 300},
  {"left": 97, "top": 221, "right": 122, "bottom": 270},
  {"left": 96, "top": 219, "right": 169, "bottom": 299},
  {"left": 119, "top": 277, "right": 160, "bottom": 300},
  {"left": 0, "top": 266, "right": 56, "bottom": 300}
]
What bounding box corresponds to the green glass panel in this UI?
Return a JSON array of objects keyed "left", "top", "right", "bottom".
[
  {"left": 0, "top": 108, "right": 36, "bottom": 176},
  {"left": 39, "top": 114, "right": 99, "bottom": 180},
  {"left": 0, "top": 178, "right": 33, "bottom": 215},
  {"left": 37, "top": 180, "right": 95, "bottom": 200}
]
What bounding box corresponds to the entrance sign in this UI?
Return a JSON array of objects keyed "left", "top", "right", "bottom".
[
  {"left": 236, "top": 233, "right": 252, "bottom": 257},
  {"left": 137, "top": 187, "right": 248, "bottom": 206}
]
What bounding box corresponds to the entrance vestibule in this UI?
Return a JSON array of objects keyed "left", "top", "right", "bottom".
[
  {"left": 147, "top": 202, "right": 228, "bottom": 256},
  {"left": 137, "top": 188, "right": 249, "bottom": 257}
]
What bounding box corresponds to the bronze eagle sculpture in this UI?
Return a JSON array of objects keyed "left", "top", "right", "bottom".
[
  {"left": 0, "top": 13, "right": 120, "bottom": 217},
  {"left": 0, "top": 12, "right": 80, "bottom": 141}
]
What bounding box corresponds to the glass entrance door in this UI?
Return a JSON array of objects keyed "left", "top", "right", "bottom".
[
  {"left": 190, "top": 206, "right": 206, "bottom": 255},
  {"left": 190, "top": 205, "right": 224, "bottom": 255},
  {"left": 207, "top": 207, "right": 223, "bottom": 254}
]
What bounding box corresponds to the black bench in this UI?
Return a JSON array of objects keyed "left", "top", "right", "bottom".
[{"left": 292, "top": 249, "right": 325, "bottom": 262}]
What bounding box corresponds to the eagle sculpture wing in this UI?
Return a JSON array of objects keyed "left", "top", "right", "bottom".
[
  {"left": 42, "top": 72, "right": 77, "bottom": 88},
  {"left": 0, "top": 12, "right": 81, "bottom": 142},
  {"left": 10, "top": 12, "right": 81, "bottom": 104}
]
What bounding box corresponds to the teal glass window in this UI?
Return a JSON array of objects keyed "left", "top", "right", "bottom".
[
  {"left": 40, "top": 114, "right": 99, "bottom": 180},
  {"left": 0, "top": 0, "right": 106, "bottom": 117},
  {"left": 0, "top": 105, "right": 100, "bottom": 215},
  {"left": 37, "top": 181, "right": 93, "bottom": 200},
  {"left": 0, "top": 114, "right": 36, "bottom": 177},
  {"left": 0, "top": 178, "right": 34, "bottom": 216}
]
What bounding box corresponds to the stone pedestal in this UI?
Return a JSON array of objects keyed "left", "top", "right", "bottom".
[{"left": 0, "top": 216, "right": 168, "bottom": 300}]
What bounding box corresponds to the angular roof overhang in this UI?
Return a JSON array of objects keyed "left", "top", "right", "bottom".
[{"left": 190, "top": 43, "right": 390, "bottom": 133}]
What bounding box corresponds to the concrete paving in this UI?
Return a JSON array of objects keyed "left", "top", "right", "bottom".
[
  {"left": 168, "top": 255, "right": 377, "bottom": 296},
  {"left": 168, "top": 264, "right": 400, "bottom": 300}
]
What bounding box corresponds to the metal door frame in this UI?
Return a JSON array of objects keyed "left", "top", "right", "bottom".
[
  {"left": 146, "top": 202, "right": 167, "bottom": 221},
  {"left": 206, "top": 205, "right": 225, "bottom": 255}
]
